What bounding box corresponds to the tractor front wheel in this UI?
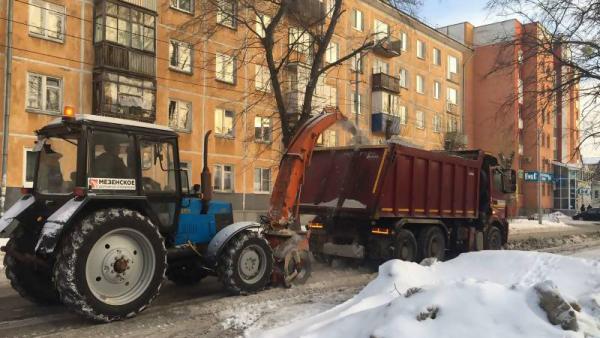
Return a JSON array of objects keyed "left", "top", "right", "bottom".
[
  {"left": 54, "top": 208, "right": 166, "bottom": 322},
  {"left": 218, "top": 231, "right": 273, "bottom": 294}
]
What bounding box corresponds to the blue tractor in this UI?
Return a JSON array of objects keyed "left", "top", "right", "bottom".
[{"left": 0, "top": 113, "right": 277, "bottom": 322}]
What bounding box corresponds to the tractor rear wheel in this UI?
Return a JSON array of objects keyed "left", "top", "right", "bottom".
[
  {"left": 4, "top": 227, "right": 60, "bottom": 305},
  {"left": 54, "top": 208, "right": 166, "bottom": 322},
  {"left": 417, "top": 226, "right": 446, "bottom": 262},
  {"left": 218, "top": 231, "right": 273, "bottom": 294},
  {"left": 394, "top": 229, "right": 418, "bottom": 262}
]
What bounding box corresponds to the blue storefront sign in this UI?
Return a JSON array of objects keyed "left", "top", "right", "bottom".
[{"left": 524, "top": 171, "right": 554, "bottom": 183}]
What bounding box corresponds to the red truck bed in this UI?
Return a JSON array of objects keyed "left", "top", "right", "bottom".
[{"left": 299, "top": 143, "right": 483, "bottom": 219}]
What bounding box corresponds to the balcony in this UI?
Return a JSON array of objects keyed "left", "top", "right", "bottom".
[
  {"left": 95, "top": 42, "right": 155, "bottom": 78},
  {"left": 372, "top": 73, "right": 400, "bottom": 93},
  {"left": 286, "top": 0, "right": 325, "bottom": 25},
  {"left": 372, "top": 38, "right": 402, "bottom": 58},
  {"left": 372, "top": 113, "right": 401, "bottom": 135},
  {"left": 120, "top": 0, "right": 156, "bottom": 11},
  {"left": 446, "top": 101, "right": 458, "bottom": 114}
]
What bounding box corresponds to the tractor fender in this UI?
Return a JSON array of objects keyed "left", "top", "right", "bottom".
[
  {"left": 205, "top": 221, "right": 261, "bottom": 265},
  {"left": 35, "top": 197, "right": 89, "bottom": 254},
  {"left": 0, "top": 194, "right": 36, "bottom": 236}
]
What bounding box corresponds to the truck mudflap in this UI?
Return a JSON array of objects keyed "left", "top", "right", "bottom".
[
  {"left": 35, "top": 197, "right": 89, "bottom": 254},
  {"left": 0, "top": 195, "right": 36, "bottom": 236},
  {"left": 205, "top": 221, "right": 261, "bottom": 265}
]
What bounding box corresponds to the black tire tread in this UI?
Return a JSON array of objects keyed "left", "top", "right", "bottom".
[
  {"left": 417, "top": 226, "right": 446, "bottom": 262},
  {"left": 53, "top": 208, "right": 167, "bottom": 322}
]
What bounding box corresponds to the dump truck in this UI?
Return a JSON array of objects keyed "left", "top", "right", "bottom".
[
  {"left": 302, "top": 144, "right": 516, "bottom": 263},
  {"left": 0, "top": 107, "right": 345, "bottom": 322}
]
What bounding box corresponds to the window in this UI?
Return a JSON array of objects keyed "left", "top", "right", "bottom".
[
  {"left": 326, "top": 42, "right": 339, "bottom": 63},
  {"left": 140, "top": 141, "right": 176, "bottom": 192},
  {"left": 254, "top": 116, "right": 272, "bottom": 143},
  {"left": 447, "top": 87, "right": 458, "bottom": 104},
  {"left": 216, "top": 0, "right": 236, "bottom": 28},
  {"left": 29, "top": 0, "right": 65, "bottom": 42},
  {"left": 255, "top": 65, "right": 271, "bottom": 92},
  {"left": 399, "top": 68, "right": 408, "bottom": 88},
  {"left": 317, "top": 130, "right": 337, "bottom": 147},
  {"left": 433, "top": 48, "right": 441, "bottom": 65},
  {"left": 255, "top": 14, "right": 271, "bottom": 38},
  {"left": 351, "top": 53, "right": 363, "bottom": 73},
  {"left": 399, "top": 105, "right": 407, "bottom": 124},
  {"left": 400, "top": 32, "right": 408, "bottom": 51},
  {"left": 373, "top": 59, "right": 389, "bottom": 74},
  {"left": 288, "top": 27, "right": 312, "bottom": 54},
  {"left": 433, "top": 81, "right": 441, "bottom": 100},
  {"left": 448, "top": 55, "right": 458, "bottom": 77},
  {"left": 374, "top": 19, "right": 389, "bottom": 41},
  {"left": 447, "top": 116, "right": 458, "bottom": 132},
  {"left": 323, "top": 85, "right": 337, "bottom": 107},
  {"left": 416, "top": 39, "right": 426, "bottom": 59},
  {"left": 254, "top": 168, "right": 271, "bottom": 193},
  {"left": 27, "top": 73, "right": 62, "bottom": 114},
  {"left": 216, "top": 53, "right": 235, "bottom": 84},
  {"left": 214, "top": 164, "right": 233, "bottom": 192},
  {"left": 169, "top": 40, "right": 192, "bottom": 73},
  {"left": 416, "top": 111, "right": 425, "bottom": 129},
  {"left": 381, "top": 92, "right": 400, "bottom": 115},
  {"left": 518, "top": 78, "right": 524, "bottom": 104},
  {"left": 96, "top": 2, "right": 156, "bottom": 52},
  {"left": 23, "top": 148, "right": 36, "bottom": 188},
  {"left": 97, "top": 72, "right": 156, "bottom": 121},
  {"left": 168, "top": 99, "right": 192, "bottom": 132},
  {"left": 433, "top": 114, "right": 441, "bottom": 132},
  {"left": 416, "top": 75, "right": 424, "bottom": 94},
  {"left": 171, "top": 0, "right": 193, "bottom": 13},
  {"left": 352, "top": 92, "right": 362, "bottom": 115},
  {"left": 37, "top": 134, "right": 78, "bottom": 194},
  {"left": 215, "top": 108, "right": 234, "bottom": 137},
  {"left": 351, "top": 9, "right": 363, "bottom": 31}
]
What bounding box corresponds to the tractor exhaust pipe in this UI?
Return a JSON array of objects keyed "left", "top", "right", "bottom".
[{"left": 201, "top": 131, "right": 213, "bottom": 214}]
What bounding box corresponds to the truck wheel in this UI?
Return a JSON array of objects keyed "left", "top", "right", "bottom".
[
  {"left": 54, "top": 209, "right": 166, "bottom": 322},
  {"left": 417, "top": 226, "right": 446, "bottom": 261},
  {"left": 484, "top": 226, "right": 503, "bottom": 250},
  {"left": 218, "top": 231, "right": 273, "bottom": 294},
  {"left": 4, "top": 229, "right": 60, "bottom": 305},
  {"left": 167, "top": 259, "right": 207, "bottom": 286},
  {"left": 395, "top": 229, "right": 418, "bottom": 262}
]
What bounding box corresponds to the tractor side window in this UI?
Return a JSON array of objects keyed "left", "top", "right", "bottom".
[
  {"left": 36, "top": 136, "right": 78, "bottom": 194},
  {"left": 140, "top": 141, "right": 176, "bottom": 192},
  {"left": 90, "top": 132, "right": 135, "bottom": 181}
]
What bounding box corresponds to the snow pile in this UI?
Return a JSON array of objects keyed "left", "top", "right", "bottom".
[
  {"left": 510, "top": 213, "right": 573, "bottom": 232},
  {"left": 251, "top": 251, "right": 600, "bottom": 338}
]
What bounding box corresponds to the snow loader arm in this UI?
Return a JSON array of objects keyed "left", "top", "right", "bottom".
[{"left": 268, "top": 108, "right": 348, "bottom": 228}]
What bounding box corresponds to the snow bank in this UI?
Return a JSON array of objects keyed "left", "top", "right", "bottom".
[
  {"left": 251, "top": 251, "right": 600, "bottom": 338},
  {"left": 510, "top": 212, "right": 573, "bottom": 232}
]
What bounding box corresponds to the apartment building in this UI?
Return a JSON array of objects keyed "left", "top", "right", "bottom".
[
  {"left": 440, "top": 20, "right": 582, "bottom": 215},
  {"left": 0, "top": 0, "right": 472, "bottom": 219}
]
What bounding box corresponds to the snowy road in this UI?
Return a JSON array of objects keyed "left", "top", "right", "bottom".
[{"left": 0, "top": 233, "right": 599, "bottom": 337}]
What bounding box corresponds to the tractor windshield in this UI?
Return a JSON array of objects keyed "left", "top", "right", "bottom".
[{"left": 36, "top": 135, "right": 78, "bottom": 194}]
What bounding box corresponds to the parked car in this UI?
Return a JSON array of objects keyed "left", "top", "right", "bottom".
[{"left": 573, "top": 208, "right": 600, "bottom": 221}]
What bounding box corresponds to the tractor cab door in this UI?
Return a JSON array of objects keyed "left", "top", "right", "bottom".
[{"left": 138, "top": 138, "right": 181, "bottom": 231}]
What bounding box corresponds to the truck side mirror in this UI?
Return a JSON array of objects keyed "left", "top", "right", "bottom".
[{"left": 501, "top": 169, "right": 517, "bottom": 193}]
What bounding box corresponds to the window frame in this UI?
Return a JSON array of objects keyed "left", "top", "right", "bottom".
[
  {"left": 447, "top": 87, "right": 458, "bottom": 105},
  {"left": 168, "top": 99, "right": 192, "bottom": 132},
  {"left": 254, "top": 65, "right": 271, "bottom": 92},
  {"left": 214, "top": 164, "right": 234, "bottom": 192},
  {"left": 170, "top": 0, "right": 194, "bottom": 14},
  {"left": 214, "top": 108, "right": 235, "bottom": 138},
  {"left": 416, "top": 74, "right": 425, "bottom": 94},
  {"left": 254, "top": 116, "right": 272, "bottom": 143},
  {"left": 253, "top": 167, "right": 271, "bottom": 193},
  {"left": 96, "top": 1, "right": 156, "bottom": 53},
  {"left": 416, "top": 39, "right": 426, "bottom": 59},
  {"left": 373, "top": 19, "right": 390, "bottom": 41},
  {"left": 433, "top": 48, "right": 441, "bottom": 65},
  {"left": 26, "top": 72, "right": 63, "bottom": 115},
  {"left": 400, "top": 32, "right": 408, "bottom": 51},
  {"left": 28, "top": 0, "right": 66, "bottom": 43},
  {"left": 351, "top": 8, "right": 363, "bottom": 31},
  {"left": 399, "top": 105, "right": 407, "bottom": 125},
  {"left": 433, "top": 80, "right": 441, "bottom": 100},
  {"left": 352, "top": 92, "right": 362, "bottom": 115},
  {"left": 399, "top": 68, "right": 408, "bottom": 88},
  {"left": 326, "top": 41, "right": 339, "bottom": 63},
  {"left": 433, "top": 113, "right": 441, "bottom": 133},
  {"left": 215, "top": 52, "right": 236, "bottom": 84},
  {"left": 416, "top": 110, "right": 425, "bottom": 129},
  {"left": 169, "top": 39, "right": 193, "bottom": 74},
  {"left": 216, "top": 0, "right": 236, "bottom": 29}
]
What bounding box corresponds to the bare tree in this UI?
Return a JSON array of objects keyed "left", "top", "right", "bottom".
[
  {"left": 486, "top": 0, "right": 600, "bottom": 158},
  {"left": 173, "top": 0, "right": 420, "bottom": 146}
]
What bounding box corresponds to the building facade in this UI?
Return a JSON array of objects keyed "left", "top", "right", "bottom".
[
  {"left": 440, "top": 20, "right": 582, "bottom": 215},
  {"left": 0, "top": 0, "right": 473, "bottom": 220}
]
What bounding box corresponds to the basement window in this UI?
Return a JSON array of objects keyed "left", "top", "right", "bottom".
[{"left": 29, "top": 0, "right": 65, "bottom": 42}]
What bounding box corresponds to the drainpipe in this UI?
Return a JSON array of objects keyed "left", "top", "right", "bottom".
[
  {"left": 461, "top": 52, "right": 474, "bottom": 142},
  {"left": 0, "top": 0, "right": 14, "bottom": 214}
]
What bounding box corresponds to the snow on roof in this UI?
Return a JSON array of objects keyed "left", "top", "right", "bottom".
[
  {"left": 251, "top": 251, "right": 600, "bottom": 338},
  {"left": 48, "top": 114, "right": 174, "bottom": 132}
]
